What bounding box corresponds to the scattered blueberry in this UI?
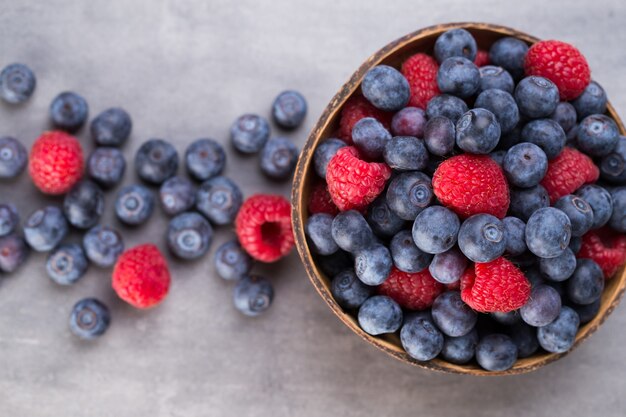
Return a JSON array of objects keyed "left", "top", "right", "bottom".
[
  {"left": 361, "top": 65, "right": 410, "bottom": 112},
  {"left": 230, "top": 114, "right": 270, "bottom": 154},
  {"left": 489, "top": 150, "right": 506, "bottom": 167},
  {"left": 317, "top": 250, "right": 353, "bottom": 278},
  {"left": 0, "top": 136, "right": 27, "bottom": 178},
  {"left": 571, "top": 298, "right": 601, "bottom": 325},
  {"left": 577, "top": 114, "right": 619, "bottom": 157},
  {"left": 313, "top": 138, "right": 346, "bottom": 178},
  {"left": 475, "top": 334, "right": 518, "bottom": 372},
  {"left": 90, "top": 107, "right": 132, "bottom": 147},
  {"left": 383, "top": 136, "right": 429, "bottom": 171},
  {"left": 159, "top": 176, "right": 197, "bottom": 216},
  {"left": 572, "top": 81, "right": 607, "bottom": 120},
  {"left": 554, "top": 195, "right": 594, "bottom": 237},
  {"left": 0, "top": 203, "right": 19, "bottom": 237},
  {"left": 509, "top": 185, "right": 550, "bottom": 221},
  {"left": 0, "top": 63, "right": 36, "bottom": 103},
  {"left": 609, "top": 187, "right": 626, "bottom": 232},
  {"left": 23, "top": 206, "right": 68, "bottom": 252},
  {"left": 366, "top": 196, "right": 405, "bottom": 238},
  {"left": 272, "top": 90, "right": 307, "bottom": 129},
  {"left": 478, "top": 66, "right": 514, "bottom": 94},
  {"left": 520, "top": 284, "right": 561, "bottom": 327},
  {"left": 331, "top": 210, "right": 373, "bottom": 253},
  {"left": 575, "top": 184, "right": 613, "bottom": 229},
  {"left": 185, "top": 138, "right": 226, "bottom": 181},
  {"left": 358, "top": 295, "right": 403, "bottom": 336},
  {"left": 515, "top": 76, "right": 559, "bottom": 119},
  {"left": 87, "top": 147, "right": 126, "bottom": 188},
  {"left": 167, "top": 212, "right": 213, "bottom": 260},
  {"left": 600, "top": 136, "right": 626, "bottom": 184},
  {"left": 456, "top": 108, "right": 501, "bottom": 154},
  {"left": 426, "top": 94, "right": 468, "bottom": 123},
  {"left": 569, "top": 236, "right": 582, "bottom": 254},
  {"left": 432, "top": 291, "right": 477, "bottom": 337},
  {"left": 458, "top": 214, "right": 506, "bottom": 263},
  {"left": 412, "top": 206, "right": 460, "bottom": 254},
  {"left": 0, "top": 234, "right": 28, "bottom": 273},
  {"left": 429, "top": 247, "right": 467, "bottom": 285},
  {"left": 135, "top": 139, "right": 179, "bottom": 184},
  {"left": 497, "top": 125, "right": 522, "bottom": 151},
  {"left": 434, "top": 28, "right": 477, "bottom": 63},
  {"left": 508, "top": 322, "right": 539, "bottom": 358},
  {"left": 115, "top": 184, "right": 155, "bottom": 226},
  {"left": 352, "top": 117, "right": 392, "bottom": 160},
  {"left": 550, "top": 102, "right": 578, "bottom": 133},
  {"left": 83, "top": 225, "right": 124, "bottom": 268},
  {"left": 386, "top": 171, "right": 433, "bottom": 220},
  {"left": 260, "top": 137, "right": 299, "bottom": 180},
  {"left": 491, "top": 310, "right": 521, "bottom": 326},
  {"left": 354, "top": 243, "right": 392, "bottom": 285},
  {"left": 50, "top": 91, "right": 88, "bottom": 132},
  {"left": 305, "top": 213, "right": 339, "bottom": 256},
  {"left": 437, "top": 57, "right": 480, "bottom": 98},
  {"left": 196, "top": 176, "right": 243, "bottom": 225},
  {"left": 539, "top": 247, "right": 577, "bottom": 282},
  {"left": 69, "top": 298, "right": 111, "bottom": 340},
  {"left": 214, "top": 240, "right": 253, "bottom": 281},
  {"left": 233, "top": 275, "right": 274, "bottom": 317},
  {"left": 390, "top": 229, "right": 433, "bottom": 273},
  {"left": 475, "top": 89, "right": 519, "bottom": 134},
  {"left": 503, "top": 142, "right": 548, "bottom": 187},
  {"left": 423, "top": 116, "right": 455, "bottom": 156},
  {"left": 503, "top": 216, "right": 527, "bottom": 256},
  {"left": 567, "top": 259, "right": 605, "bottom": 304},
  {"left": 489, "top": 37, "right": 529, "bottom": 80},
  {"left": 525, "top": 207, "right": 571, "bottom": 258},
  {"left": 520, "top": 119, "right": 566, "bottom": 160},
  {"left": 331, "top": 270, "right": 374, "bottom": 310},
  {"left": 46, "top": 243, "right": 88, "bottom": 285},
  {"left": 400, "top": 316, "right": 444, "bottom": 361},
  {"left": 441, "top": 329, "right": 478, "bottom": 364},
  {"left": 391, "top": 107, "right": 426, "bottom": 137},
  {"left": 537, "top": 306, "right": 579, "bottom": 353},
  {"left": 63, "top": 180, "right": 104, "bottom": 229}
]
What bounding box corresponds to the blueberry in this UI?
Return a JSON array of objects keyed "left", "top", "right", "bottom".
[
  {"left": 354, "top": 244, "right": 392, "bottom": 285},
  {"left": 571, "top": 298, "right": 601, "bottom": 325},
  {"left": 515, "top": 76, "right": 559, "bottom": 119},
  {"left": 352, "top": 117, "right": 392, "bottom": 160},
  {"left": 478, "top": 66, "right": 514, "bottom": 93},
  {"left": 400, "top": 316, "right": 444, "bottom": 361},
  {"left": 195, "top": 176, "right": 243, "bottom": 226},
  {"left": 391, "top": 107, "right": 426, "bottom": 137},
  {"left": 90, "top": 107, "right": 132, "bottom": 147},
  {"left": 214, "top": 240, "right": 253, "bottom": 281},
  {"left": 458, "top": 214, "right": 506, "bottom": 263},
  {"left": 554, "top": 195, "right": 594, "bottom": 236},
  {"left": 569, "top": 236, "right": 582, "bottom": 254},
  {"left": 537, "top": 306, "right": 579, "bottom": 353},
  {"left": 50, "top": 91, "right": 88, "bottom": 132},
  {"left": 575, "top": 185, "right": 613, "bottom": 229},
  {"left": 366, "top": 196, "right": 405, "bottom": 238},
  {"left": 491, "top": 310, "right": 521, "bottom": 326},
  {"left": 567, "top": 259, "right": 605, "bottom": 304},
  {"left": 508, "top": 322, "right": 539, "bottom": 358},
  {"left": 23, "top": 206, "right": 68, "bottom": 252},
  {"left": 456, "top": 108, "right": 501, "bottom": 154},
  {"left": 503, "top": 216, "right": 527, "bottom": 256},
  {"left": 497, "top": 125, "right": 522, "bottom": 151},
  {"left": 412, "top": 206, "right": 460, "bottom": 254},
  {"left": 306, "top": 213, "right": 339, "bottom": 255},
  {"left": 432, "top": 291, "right": 477, "bottom": 337},
  {"left": 609, "top": 187, "right": 626, "bottom": 232},
  {"left": 0, "top": 63, "right": 36, "bottom": 103},
  {"left": 69, "top": 298, "right": 111, "bottom": 340},
  {"left": 525, "top": 207, "right": 571, "bottom": 258},
  {"left": 434, "top": 28, "right": 477, "bottom": 63},
  {"left": 0, "top": 136, "right": 27, "bottom": 178},
  {"left": 87, "top": 147, "right": 126, "bottom": 188},
  {"left": 260, "top": 137, "right": 299, "bottom": 180},
  {"left": 423, "top": 116, "right": 455, "bottom": 156},
  {"left": 509, "top": 185, "right": 550, "bottom": 221},
  {"left": 429, "top": 247, "right": 467, "bottom": 284},
  {"left": 441, "top": 329, "right": 478, "bottom": 364},
  {"left": 521, "top": 119, "right": 566, "bottom": 160},
  {"left": 0, "top": 203, "right": 19, "bottom": 237},
  {"left": 46, "top": 243, "right": 88, "bottom": 285},
  {"left": 317, "top": 250, "right": 353, "bottom": 278},
  {"left": 331, "top": 270, "right": 374, "bottom": 310},
  {"left": 475, "top": 89, "right": 519, "bottom": 134},
  {"left": 520, "top": 284, "right": 561, "bottom": 327},
  {"left": 386, "top": 172, "right": 433, "bottom": 220},
  {"left": 510, "top": 252, "right": 539, "bottom": 270},
  {"left": 358, "top": 295, "right": 403, "bottom": 336},
  {"left": 539, "top": 248, "right": 576, "bottom": 282},
  {"left": 83, "top": 225, "right": 124, "bottom": 268},
  {"left": 63, "top": 180, "right": 104, "bottom": 229},
  {"left": 502, "top": 142, "right": 548, "bottom": 188},
  {"left": 566, "top": 124, "right": 579, "bottom": 145},
  {"left": 390, "top": 229, "right": 433, "bottom": 273},
  {"left": 383, "top": 136, "right": 429, "bottom": 171},
  {"left": 524, "top": 267, "right": 545, "bottom": 288},
  {"left": 489, "top": 150, "right": 506, "bottom": 167},
  {"left": 361, "top": 65, "right": 410, "bottom": 112},
  {"left": 185, "top": 138, "right": 226, "bottom": 181},
  {"left": 437, "top": 57, "right": 480, "bottom": 98},
  {"left": 550, "top": 102, "right": 578, "bottom": 133},
  {"left": 135, "top": 139, "right": 179, "bottom": 184},
  {"left": 0, "top": 234, "right": 28, "bottom": 273},
  {"left": 115, "top": 184, "right": 155, "bottom": 225},
  {"left": 233, "top": 275, "right": 274, "bottom": 317},
  {"left": 159, "top": 176, "right": 197, "bottom": 216},
  {"left": 167, "top": 212, "right": 213, "bottom": 260},
  {"left": 475, "top": 334, "right": 518, "bottom": 372},
  {"left": 271, "top": 90, "right": 307, "bottom": 129},
  {"left": 230, "top": 114, "right": 270, "bottom": 154},
  {"left": 331, "top": 210, "right": 373, "bottom": 253},
  {"left": 572, "top": 81, "right": 607, "bottom": 120},
  {"left": 489, "top": 37, "right": 529, "bottom": 80},
  {"left": 313, "top": 138, "right": 346, "bottom": 178},
  {"left": 426, "top": 94, "right": 469, "bottom": 123},
  {"left": 600, "top": 136, "right": 626, "bottom": 184},
  {"left": 577, "top": 114, "right": 620, "bottom": 157}
]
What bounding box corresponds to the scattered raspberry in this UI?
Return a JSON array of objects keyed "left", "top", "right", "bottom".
[
  {"left": 236, "top": 194, "right": 294, "bottom": 263},
  {"left": 308, "top": 181, "right": 339, "bottom": 215},
  {"left": 474, "top": 49, "right": 490, "bottom": 67},
  {"left": 378, "top": 267, "right": 444, "bottom": 310},
  {"left": 401, "top": 53, "right": 440, "bottom": 109},
  {"left": 433, "top": 154, "right": 509, "bottom": 219},
  {"left": 28, "top": 131, "right": 84, "bottom": 195},
  {"left": 338, "top": 95, "right": 391, "bottom": 143},
  {"left": 461, "top": 258, "right": 531, "bottom": 313},
  {"left": 112, "top": 244, "right": 171, "bottom": 309},
  {"left": 540, "top": 147, "right": 599, "bottom": 204},
  {"left": 326, "top": 146, "right": 392, "bottom": 211},
  {"left": 579, "top": 228, "right": 626, "bottom": 279},
  {"left": 524, "top": 40, "right": 591, "bottom": 100}
]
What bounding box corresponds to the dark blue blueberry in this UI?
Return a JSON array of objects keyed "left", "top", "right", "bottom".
[
  {"left": 313, "top": 138, "right": 346, "bottom": 178},
  {"left": 260, "top": 137, "right": 299, "bottom": 180},
  {"left": 515, "top": 76, "right": 559, "bottom": 119},
  {"left": 391, "top": 107, "right": 426, "bottom": 137},
  {"left": 491, "top": 310, "right": 521, "bottom": 326},
  {"left": 331, "top": 270, "right": 374, "bottom": 310},
  {"left": 503, "top": 142, "right": 548, "bottom": 188},
  {"left": 0, "top": 136, "right": 27, "bottom": 178},
  {"left": 497, "top": 125, "right": 521, "bottom": 151},
  {"left": 386, "top": 172, "right": 433, "bottom": 221},
  {"left": 390, "top": 229, "right": 433, "bottom": 273},
  {"left": 426, "top": 94, "right": 468, "bottom": 123},
  {"left": 577, "top": 114, "right": 619, "bottom": 157},
  {"left": 509, "top": 184, "right": 550, "bottom": 221},
  {"left": 510, "top": 251, "right": 538, "bottom": 270},
  {"left": 432, "top": 291, "right": 477, "bottom": 337},
  {"left": 69, "top": 298, "right": 111, "bottom": 340},
  {"left": 354, "top": 243, "right": 392, "bottom": 285},
  {"left": 49, "top": 91, "right": 88, "bottom": 132},
  {"left": 537, "top": 306, "right": 579, "bottom": 353},
  {"left": 550, "top": 102, "right": 577, "bottom": 133},
  {"left": 230, "top": 114, "right": 270, "bottom": 154},
  {"left": 429, "top": 247, "right": 467, "bottom": 284},
  {"left": 0, "top": 63, "right": 35, "bottom": 103},
  {"left": 352, "top": 117, "right": 391, "bottom": 160},
  {"left": 456, "top": 108, "right": 501, "bottom": 154},
  {"left": 366, "top": 196, "right": 405, "bottom": 238},
  {"left": 441, "top": 329, "right": 478, "bottom": 364},
  {"left": 317, "top": 250, "right": 353, "bottom": 278},
  {"left": 572, "top": 81, "right": 607, "bottom": 120},
  {"left": 0, "top": 203, "right": 19, "bottom": 237},
  {"left": 87, "top": 147, "right": 126, "bottom": 188},
  {"left": 115, "top": 184, "right": 155, "bottom": 226},
  {"left": 383, "top": 136, "right": 428, "bottom": 171},
  {"left": 167, "top": 212, "right": 213, "bottom": 260},
  {"left": 358, "top": 295, "right": 403, "bottom": 335},
  {"left": 475, "top": 89, "right": 519, "bottom": 134},
  {"left": 437, "top": 57, "right": 480, "bottom": 98},
  {"left": 566, "top": 259, "right": 604, "bottom": 304},
  {"left": 272, "top": 90, "right": 307, "bottom": 129},
  {"left": 566, "top": 124, "right": 579, "bottom": 145},
  {"left": 434, "top": 28, "right": 477, "bottom": 63},
  {"left": 90, "top": 107, "right": 132, "bottom": 147},
  {"left": 478, "top": 66, "right": 514, "bottom": 94},
  {"left": 600, "top": 136, "right": 626, "bottom": 184},
  {"left": 525, "top": 207, "right": 571, "bottom": 258},
  {"left": 575, "top": 185, "right": 613, "bottom": 229},
  {"left": 233, "top": 275, "right": 274, "bottom": 317},
  {"left": 134, "top": 139, "right": 179, "bottom": 184},
  {"left": 569, "top": 236, "right": 582, "bottom": 254},
  {"left": 305, "top": 213, "right": 339, "bottom": 256},
  {"left": 423, "top": 116, "right": 455, "bottom": 156},
  {"left": 361, "top": 65, "right": 410, "bottom": 111},
  {"left": 458, "top": 214, "right": 506, "bottom": 263},
  {"left": 23, "top": 206, "right": 68, "bottom": 252},
  {"left": 489, "top": 150, "right": 506, "bottom": 167},
  {"left": 609, "top": 187, "right": 626, "bottom": 232},
  {"left": 508, "top": 322, "right": 539, "bottom": 358},
  {"left": 521, "top": 119, "right": 566, "bottom": 160},
  {"left": 571, "top": 298, "right": 600, "bottom": 325},
  {"left": 520, "top": 284, "right": 561, "bottom": 327},
  {"left": 503, "top": 216, "right": 527, "bottom": 256},
  {"left": 0, "top": 234, "right": 28, "bottom": 273},
  {"left": 184, "top": 138, "right": 226, "bottom": 181},
  {"left": 331, "top": 210, "right": 373, "bottom": 253},
  {"left": 214, "top": 240, "right": 253, "bottom": 281},
  {"left": 489, "top": 37, "right": 529, "bottom": 80},
  {"left": 524, "top": 266, "right": 544, "bottom": 288},
  {"left": 475, "top": 334, "right": 518, "bottom": 372},
  {"left": 554, "top": 194, "right": 594, "bottom": 237},
  {"left": 46, "top": 243, "right": 88, "bottom": 285},
  {"left": 159, "top": 176, "right": 197, "bottom": 216},
  {"left": 63, "top": 180, "right": 104, "bottom": 229},
  {"left": 195, "top": 176, "right": 243, "bottom": 226},
  {"left": 539, "top": 248, "right": 576, "bottom": 282},
  {"left": 400, "top": 316, "right": 444, "bottom": 361},
  {"left": 82, "top": 225, "right": 124, "bottom": 268},
  {"left": 412, "top": 206, "right": 460, "bottom": 254}
]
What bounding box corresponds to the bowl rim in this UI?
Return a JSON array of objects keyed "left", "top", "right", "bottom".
[{"left": 291, "top": 22, "right": 626, "bottom": 376}]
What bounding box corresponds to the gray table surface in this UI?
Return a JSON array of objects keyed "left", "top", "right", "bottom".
[{"left": 1, "top": 1, "right": 625, "bottom": 416}]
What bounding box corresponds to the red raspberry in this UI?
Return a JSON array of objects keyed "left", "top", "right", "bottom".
[
  {"left": 308, "top": 181, "right": 339, "bottom": 215},
  {"left": 378, "top": 267, "right": 444, "bottom": 310},
  {"left": 112, "top": 244, "right": 171, "bottom": 309},
  {"left": 579, "top": 228, "right": 626, "bottom": 279},
  {"left": 460, "top": 258, "right": 531, "bottom": 313},
  {"left": 540, "top": 147, "right": 599, "bottom": 204},
  {"left": 326, "top": 146, "right": 392, "bottom": 212},
  {"left": 28, "top": 131, "right": 84, "bottom": 195},
  {"left": 401, "top": 53, "right": 440, "bottom": 110},
  {"left": 524, "top": 40, "right": 591, "bottom": 100},
  {"left": 338, "top": 95, "right": 391, "bottom": 143},
  {"left": 433, "top": 154, "right": 509, "bottom": 219},
  {"left": 474, "top": 49, "right": 490, "bottom": 67},
  {"left": 235, "top": 194, "right": 294, "bottom": 263}
]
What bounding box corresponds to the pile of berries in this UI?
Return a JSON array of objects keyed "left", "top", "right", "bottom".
[
  {"left": 306, "top": 28, "right": 626, "bottom": 372},
  {"left": 0, "top": 63, "right": 304, "bottom": 338}
]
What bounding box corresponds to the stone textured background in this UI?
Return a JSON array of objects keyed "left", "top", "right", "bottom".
[{"left": 0, "top": 1, "right": 625, "bottom": 416}]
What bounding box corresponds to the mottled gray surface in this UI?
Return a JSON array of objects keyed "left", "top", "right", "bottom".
[{"left": 0, "top": 1, "right": 625, "bottom": 416}]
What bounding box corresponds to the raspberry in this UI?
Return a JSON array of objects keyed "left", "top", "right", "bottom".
[
  {"left": 474, "top": 49, "right": 490, "bottom": 67},
  {"left": 540, "top": 147, "right": 599, "bottom": 204},
  {"left": 235, "top": 194, "right": 294, "bottom": 263},
  {"left": 308, "top": 181, "right": 339, "bottom": 215},
  {"left": 401, "top": 53, "right": 440, "bottom": 109},
  {"left": 461, "top": 257, "right": 531, "bottom": 313},
  {"left": 326, "top": 146, "right": 392, "bottom": 212},
  {"left": 378, "top": 267, "right": 444, "bottom": 310},
  {"left": 524, "top": 40, "right": 591, "bottom": 100},
  {"left": 28, "top": 131, "right": 84, "bottom": 195},
  {"left": 579, "top": 228, "right": 626, "bottom": 279},
  {"left": 433, "top": 154, "right": 509, "bottom": 219},
  {"left": 338, "top": 95, "right": 391, "bottom": 143},
  {"left": 112, "top": 244, "right": 171, "bottom": 309}
]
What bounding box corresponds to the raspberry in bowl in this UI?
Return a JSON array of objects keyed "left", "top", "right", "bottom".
[{"left": 291, "top": 23, "right": 626, "bottom": 375}]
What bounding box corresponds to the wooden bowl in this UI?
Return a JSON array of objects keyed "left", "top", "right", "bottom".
[{"left": 291, "top": 22, "right": 626, "bottom": 375}]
